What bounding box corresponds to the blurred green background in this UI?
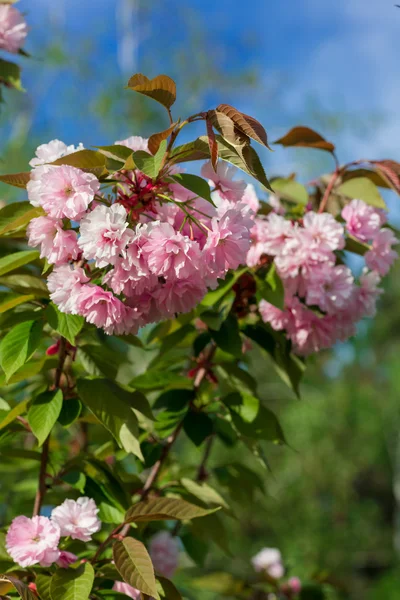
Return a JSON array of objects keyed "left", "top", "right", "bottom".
[{"left": 1, "top": 1, "right": 400, "bottom": 598}]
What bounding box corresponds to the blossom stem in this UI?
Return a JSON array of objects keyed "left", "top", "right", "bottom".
[
  {"left": 318, "top": 166, "right": 343, "bottom": 214},
  {"left": 32, "top": 337, "right": 68, "bottom": 517}
]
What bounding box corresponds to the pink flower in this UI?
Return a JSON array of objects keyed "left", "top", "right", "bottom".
[
  {"left": 142, "top": 222, "right": 202, "bottom": 280},
  {"left": 204, "top": 207, "right": 252, "bottom": 276},
  {"left": 27, "top": 216, "right": 80, "bottom": 266},
  {"left": 202, "top": 161, "right": 246, "bottom": 202},
  {"left": 251, "top": 547, "right": 285, "bottom": 579},
  {"left": 47, "top": 265, "right": 89, "bottom": 313},
  {"left": 149, "top": 531, "right": 179, "bottom": 578},
  {"left": 268, "top": 193, "right": 285, "bottom": 215},
  {"left": 258, "top": 214, "right": 295, "bottom": 256},
  {"left": 51, "top": 497, "right": 101, "bottom": 542},
  {"left": 153, "top": 279, "right": 207, "bottom": 318},
  {"left": 302, "top": 211, "right": 345, "bottom": 258},
  {"left": 259, "top": 300, "right": 288, "bottom": 330},
  {"left": 30, "top": 140, "right": 84, "bottom": 168},
  {"left": 0, "top": 5, "right": 27, "bottom": 53},
  {"left": 27, "top": 165, "right": 99, "bottom": 220},
  {"left": 341, "top": 199, "right": 386, "bottom": 242},
  {"left": 77, "top": 285, "right": 131, "bottom": 335},
  {"left": 302, "top": 264, "right": 354, "bottom": 314},
  {"left": 56, "top": 551, "right": 78, "bottom": 568},
  {"left": 286, "top": 301, "right": 335, "bottom": 356},
  {"left": 112, "top": 582, "right": 141, "bottom": 600},
  {"left": 356, "top": 270, "right": 383, "bottom": 318},
  {"left": 287, "top": 577, "right": 302, "bottom": 594},
  {"left": 365, "top": 228, "right": 398, "bottom": 276},
  {"left": 115, "top": 136, "right": 149, "bottom": 152},
  {"left": 6, "top": 516, "right": 60, "bottom": 568},
  {"left": 78, "top": 204, "right": 133, "bottom": 267},
  {"left": 242, "top": 183, "right": 260, "bottom": 214}
]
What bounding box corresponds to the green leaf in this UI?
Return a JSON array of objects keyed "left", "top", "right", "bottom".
[
  {"left": 113, "top": 537, "right": 158, "bottom": 599},
  {"left": 271, "top": 177, "right": 308, "bottom": 204},
  {"left": 345, "top": 235, "right": 370, "bottom": 256},
  {"left": 0, "top": 320, "right": 43, "bottom": 381},
  {"left": 299, "top": 585, "right": 326, "bottom": 600},
  {"left": 223, "top": 392, "right": 260, "bottom": 424},
  {"left": 0, "top": 58, "right": 23, "bottom": 90},
  {"left": 95, "top": 144, "right": 133, "bottom": 162},
  {"left": 170, "top": 138, "right": 211, "bottom": 164},
  {"left": 50, "top": 149, "right": 107, "bottom": 172},
  {"left": 227, "top": 395, "right": 285, "bottom": 444},
  {"left": 200, "top": 268, "right": 247, "bottom": 308},
  {"left": 181, "top": 478, "right": 229, "bottom": 509},
  {"left": 27, "top": 390, "right": 63, "bottom": 446},
  {"left": 36, "top": 575, "right": 52, "bottom": 600},
  {"left": 0, "top": 576, "right": 37, "bottom": 600},
  {"left": 0, "top": 397, "right": 10, "bottom": 411},
  {"left": 46, "top": 303, "right": 84, "bottom": 345},
  {"left": 131, "top": 141, "right": 166, "bottom": 179},
  {"left": 125, "top": 497, "right": 219, "bottom": 523},
  {"left": 130, "top": 371, "right": 192, "bottom": 391},
  {"left": 169, "top": 173, "right": 214, "bottom": 204},
  {"left": 0, "top": 202, "right": 43, "bottom": 235},
  {"left": 0, "top": 274, "right": 48, "bottom": 297},
  {"left": 183, "top": 411, "right": 214, "bottom": 447},
  {"left": 50, "top": 562, "right": 94, "bottom": 600},
  {"left": 77, "top": 378, "right": 143, "bottom": 459},
  {"left": 127, "top": 73, "right": 176, "bottom": 109},
  {"left": 0, "top": 292, "right": 36, "bottom": 313},
  {"left": 0, "top": 398, "right": 29, "bottom": 431},
  {"left": 61, "top": 470, "right": 86, "bottom": 493},
  {"left": 78, "top": 344, "right": 121, "bottom": 380},
  {"left": 0, "top": 172, "right": 31, "bottom": 189},
  {"left": 210, "top": 314, "right": 242, "bottom": 358},
  {"left": 0, "top": 250, "right": 39, "bottom": 276},
  {"left": 156, "top": 577, "right": 183, "bottom": 600},
  {"left": 337, "top": 177, "right": 386, "bottom": 209},
  {"left": 256, "top": 264, "right": 285, "bottom": 309}
]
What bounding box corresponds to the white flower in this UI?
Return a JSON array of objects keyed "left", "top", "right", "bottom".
[
  {"left": 251, "top": 547, "right": 285, "bottom": 579},
  {"left": 51, "top": 497, "right": 101, "bottom": 542}
]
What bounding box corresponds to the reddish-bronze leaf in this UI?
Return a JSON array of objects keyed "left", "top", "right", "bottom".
[
  {"left": 207, "top": 110, "right": 249, "bottom": 149},
  {"left": 371, "top": 160, "right": 400, "bottom": 194},
  {"left": 148, "top": 123, "right": 177, "bottom": 156},
  {"left": 0, "top": 171, "right": 30, "bottom": 189},
  {"left": 216, "top": 103, "right": 270, "bottom": 148},
  {"left": 127, "top": 73, "right": 176, "bottom": 109},
  {"left": 274, "top": 126, "right": 335, "bottom": 153},
  {"left": 206, "top": 119, "right": 218, "bottom": 171}
]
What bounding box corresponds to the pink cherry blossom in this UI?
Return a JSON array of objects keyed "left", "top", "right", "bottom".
[
  {"left": 365, "top": 228, "right": 398, "bottom": 276},
  {"left": 341, "top": 199, "right": 386, "bottom": 242},
  {"left": 287, "top": 577, "right": 302, "bottom": 594},
  {"left": 56, "top": 551, "right": 78, "bottom": 568},
  {"left": 204, "top": 206, "right": 252, "bottom": 276},
  {"left": 47, "top": 265, "right": 89, "bottom": 313},
  {"left": 115, "top": 136, "right": 149, "bottom": 152},
  {"left": 78, "top": 203, "right": 133, "bottom": 267},
  {"left": 27, "top": 165, "right": 99, "bottom": 220},
  {"left": 257, "top": 214, "right": 295, "bottom": 256},
  {"left": 355, "top": 270, "right": 383, "bottom": 318},
  {"left": 0, "top": 5, "right": 27, "bottom": 53},
  {"left": 113, "top": 582, "right": 141, "bottom": 600},
  {"left": 149, "top": 531, "right": 180, "bottom": 578},
  {"left": 302, "top": 264, "right": 354, "bottom": 314},
  {"left": 30, "top": 140, "right": 84, "bottom": 168},
  {"left": 301, "top": 211, "right": 345, "bottom": 258},
  {"left": 76, "top": 285, "right": 131, "bottom": 335},
  {"left": 251, "top": 547, "right": 285, "bottom": 579},
  {"left": 259, "top": 300, "right": 288, "bottom": 330},
  {"left": 27, "top": 216, "right": 80, "bottom": 266},
  {"left": 242, "top": 183, "right": 260, "bottom": 214},
  {"left": 153, "top": 279, "right": 207, "bottom": 318},
  {"left": 142, "top": 222, "right": 202, "bottom": 280},
  {"left": 285, "top": 301, "right": 336, "bottom": 356},
  {"left": 51, "top": 497, "right": 101, "bottom": 542},
  {"left": 202, "top": 161, "right": 247, "bottom": 202},
  {"left": 6, "top": 516, "right": 60, "bottom": 568}
]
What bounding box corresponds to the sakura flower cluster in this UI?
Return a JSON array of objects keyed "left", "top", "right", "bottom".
[
  {"left": 252, "top": 547, "right": 302, "bottom": 597},
  {"left": 26, "top": 139, "right": 254, "bottom": 335},
  {"left": 6, "top": 497, "right": 100, "bottom": 568},
  {"left": 0, "top": 4, "right": 27, "bottom": 54},
  {"left": 249, "top": 198, "right": 398, "bottom": 356}
]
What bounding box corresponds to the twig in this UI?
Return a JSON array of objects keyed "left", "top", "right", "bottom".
[
  {"left": 32, "top": 337, "right": 68, "bottom": 517},
  {"left": 318, "top": 167, "right": 342, "bottom": 214}
]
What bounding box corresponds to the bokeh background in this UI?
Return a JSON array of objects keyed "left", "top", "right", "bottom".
[{"left": 2, "top": 1, "right": 400, "bottom": 598}]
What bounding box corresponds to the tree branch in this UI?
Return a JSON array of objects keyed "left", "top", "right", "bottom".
[{"left": 32, "top": 337, "right": 68, "bottom": 517}]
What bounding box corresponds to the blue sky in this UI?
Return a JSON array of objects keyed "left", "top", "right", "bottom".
[{"left": 4, "top": 0, "right": 400, "bottom": 197}]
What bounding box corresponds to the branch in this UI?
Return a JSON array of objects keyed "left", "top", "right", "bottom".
[{"left": 32, "top": 337, "right": 68, "bottom": 517}]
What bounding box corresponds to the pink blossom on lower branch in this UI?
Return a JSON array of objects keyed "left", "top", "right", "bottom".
[
  {"left": 56, "top": 551, "right": 79, "bottom": 568},
  {"left": 47, "top": 265, "right": 89, "bottom": 314},
  {"left": 51, "top": 497, "right": 101, "bottom": 542},
  {"left": 76, "top": 284, "right": 133, "bottom": 335},
  {"left": 6, "top": 516, "right": 60, "bottom": 568},
  {"left": 341, "top": 198, "right": 386, "bottom": 242},
  {"left": 251, "top": 547, "right": 285, "bottom": 579},
  {"left": 365, "top": 228, "right": 399, "bottom": 276},
  {"left": 29, "top": 140, "right": 84, "bottom": 168},
  {"left": 27, "top": 216, "right": 80, "bottom": 266},
  {"left": 149, "top": 531, "right": 180, "bottom": 579}
]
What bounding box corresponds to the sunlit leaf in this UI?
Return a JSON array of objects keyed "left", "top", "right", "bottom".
[
  {"left": 127, "top": 73, "right": 176, "bottom": 109},
  {"left": 46, "top": 303, "right": 84, "bottom": 345},
  {"left": 125, "top": 497, "right": 219, "bottom": 523},
  {"left": 113, "top": 537, "right": 158, "bottom": 598},
  {"left": 274, "top": 126, "right": 335, "bottom": 153},
  {"left": 28, "top": 389, "right": 63, "bottom": 446},
  {"left": 169, "top": 172, "right": 214, "bottom": 204},
  {"left": 337, "top": 177, "right": 386, "bottom": 209},
  {"left": 271, "top": 177, "right": 308, "bottom": 204},
  {"left": 0, "top": 320, "right": 43, "bottom": 381},
  {"left": 148, "top": 123, "right": 177, "bottom": 155},
  {"left": 216, "top": 104, "right": 270, "bottom": 148},
  {"left": 0, "top": 201, "right": 43, "bottom": 235},
  {"left": 50, "top": 562, "right": 94, "bottom": 600},
  {"left": 0, "top": 250, "right": 39, "bottom": 276}
]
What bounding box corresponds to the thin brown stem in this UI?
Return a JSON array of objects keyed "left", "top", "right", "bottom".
[
  {"left": 318, "top": 167, "right": 342, "bottom": 214},
  {"left": 32, "top": 337, "right": 68, "bottom": 517},
  {"left": 91, "top": 523, "right": 124, "bottom": 564}
]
